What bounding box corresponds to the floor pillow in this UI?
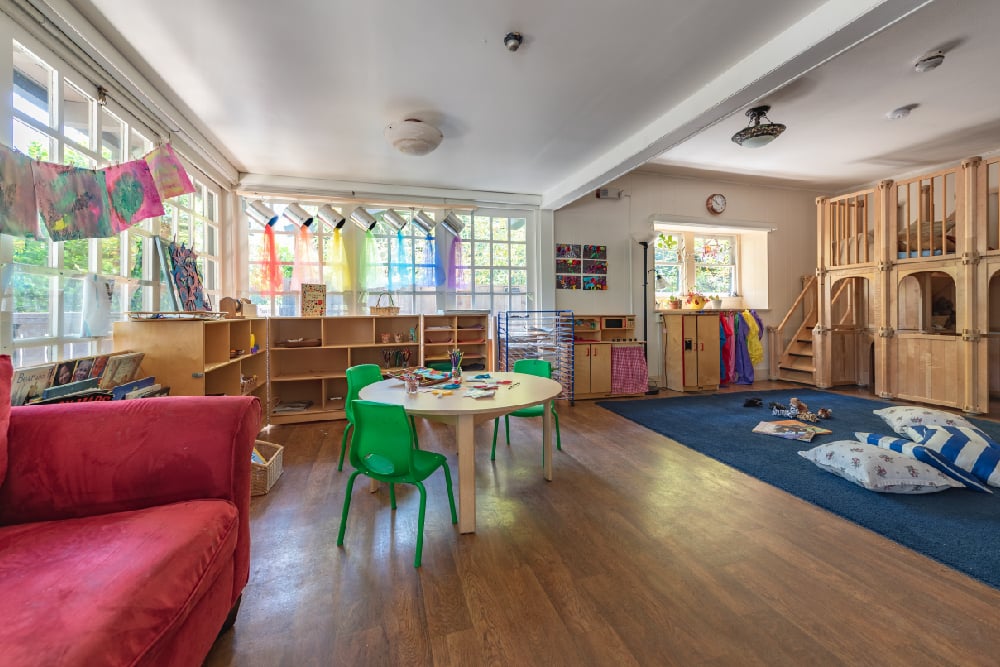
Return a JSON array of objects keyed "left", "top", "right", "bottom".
[
  {"left": 799, "top": 440, "right": 963, "bottom": 494},
  {"left": 873, "top": 405, "right": 972, "bottom": 437}
]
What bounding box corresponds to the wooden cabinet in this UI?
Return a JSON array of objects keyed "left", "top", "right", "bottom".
[
  {"left": 662, "top": 313, "right": 720, "bottom": 392},
  {"left": 421, "top": 312, "right": 490, "bottom": 371},
  {"left": 112, "top": 317, "right": 268, "bottom": 401},
  {"left": 268, "top": 315, "right": 420, "bottom": 424},
  {"left": 571, "top": 313, "right": 644, "bottom": 399},
  {"left": 574, "top": 342, "right": 612, "bottom": 397}
]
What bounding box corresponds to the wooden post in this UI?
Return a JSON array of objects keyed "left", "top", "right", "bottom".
[{"left": 875, "top": 180, "right": 895, "bottom": 399}]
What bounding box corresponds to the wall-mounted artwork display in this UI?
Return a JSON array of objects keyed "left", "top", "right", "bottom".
[{"left": 556, "top": 242, "right": 608, "bottom": 290}]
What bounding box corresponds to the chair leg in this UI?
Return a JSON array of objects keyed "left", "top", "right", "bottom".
[
  {"left": 553, "top": 408, "right": 562, "bottom": 451},
  {"left": 389, "top": 483, "right": 396, "bottom": 510},
  {"left": 337, "top": 471, "right": 361, "bottom": 546},
  {"left": 441, "top": 463, "right": 458, "bottom": 525},
  {"left": 410, "top": 416, "right": 420, "bottom": 449},
  {"left": 414, "top": 481, "right": 427, "bottom": 568},
  {"left": 490, "top": 418, "right": 500, "bottom": 460},
  {"left": 338, "top": 423, "right": 353, "bottom": 472},
  {"left": 504, "top": 415, "right": 511, "bottom": 445}
]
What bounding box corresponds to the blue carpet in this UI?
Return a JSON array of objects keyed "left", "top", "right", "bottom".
[{"left": 598, "top": 389, "right": 1000, "bottom": 590}]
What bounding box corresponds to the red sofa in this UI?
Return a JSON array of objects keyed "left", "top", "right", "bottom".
[{"left": 0, "top": 382, "right": 260, "bottom": 666}]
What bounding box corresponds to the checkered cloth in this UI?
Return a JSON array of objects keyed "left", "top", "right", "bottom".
[{"left": 611, "top": 345, "right": 648, "bottom": 394}]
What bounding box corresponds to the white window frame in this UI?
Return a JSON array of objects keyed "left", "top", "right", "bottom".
[
  {"left": 449, "top": 209, "right": 532, "bottom": 318},
  {"left": 654, "top": 230, "right": 740, "bottom": 298}
]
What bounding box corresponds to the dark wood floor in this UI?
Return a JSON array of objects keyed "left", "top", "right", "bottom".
[{"left": 205, "top": 382, "right": 1000, "bottom": 666}]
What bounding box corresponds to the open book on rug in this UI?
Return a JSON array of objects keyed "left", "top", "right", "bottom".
[{"left": 752, "top": 419, "right": 832, "bottom": 442}]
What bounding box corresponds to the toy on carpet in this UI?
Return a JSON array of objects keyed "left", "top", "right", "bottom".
[{"left": 743, "top": 397, "right": 763, "bottom": 407}]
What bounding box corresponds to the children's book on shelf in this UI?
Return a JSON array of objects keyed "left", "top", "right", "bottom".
[
  {"left": 89, "top": 354, "right": 112, "bottom": 379},
  {"left": 11, "top": 363, "right": 56, "bottom": 406},
  {"left": 300, "top": 283, "right": 326, "bottom": 316},
  {"left": 31, "top": 389, "right": 113, "bottom": 405},
  {"left": 99, "top": 352, "right": 146, "bottom": 389},
  {"left": 752, "top": 419, "right": 832, "bottom": 442},
  {"left": 272, "top": 400, "right": 313, "bottom": 414},
  {"left": 112, "top": 376, "right": 157, "bottom": 400},
  {"left": 42, "top": 377, "right": 100, "bottom": 401}
]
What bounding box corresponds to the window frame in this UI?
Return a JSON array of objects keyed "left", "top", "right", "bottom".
[{"left": 654, "top": 229, "right": 740, "bottom": 299}]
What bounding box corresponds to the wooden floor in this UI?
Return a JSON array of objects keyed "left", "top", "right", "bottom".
[{"left": 205, "top": 381, "right": 1000, "bottom": 666}]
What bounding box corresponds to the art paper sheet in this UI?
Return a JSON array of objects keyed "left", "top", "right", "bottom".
[
  {"left": 82, "top": 274, "right": 115, "bottom": 337},
  {"left": 31, "top": 161, "right": 114, "bottom": 241},
  {"left": 0, "top": 146, "right": 40, "bottom": 237},
  {"left": 104, "top": 159, "right": 164, "bottom": 232},
  {"left": 144, "top": 143, "right": 195, "bottom": 199},
  {"left": 168, "top": 241, "right": 211, "bottom": 311}
]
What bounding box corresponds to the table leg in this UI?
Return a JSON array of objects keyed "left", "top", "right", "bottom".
[
  {"left": 542, "top": 399, "right": 553, "bottom": 481},
  {"left": 456, "top": 413, "right": 476, "bottom": 534}
]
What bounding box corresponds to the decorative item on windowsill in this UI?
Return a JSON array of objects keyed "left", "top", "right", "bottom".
[
  {"left": 448, "top": 349, "right": 463, "bottom": 382},
  {"left": 666, "top": 296, "right": 682, "bottom": 310},
  {"left": 707, "top": 295, "right": 723, "bottom": 309},
  {"left": 683, "top": 291, "right": 708, "bottom": 310},
  {"left": 370, "top": 291, "right": 400, "bottom": 316}
]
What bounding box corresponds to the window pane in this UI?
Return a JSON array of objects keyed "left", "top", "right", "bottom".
[
  {"left": 509, "top": 217, "right": 526, "bottom": 242},
  {"left": 493, "top": 243, "right": 510, "bottom": 267},
  {"left": 474, "top": 242, "right": 490, "bottom": 266},
  {"left": 63, "top": 79, "right": 93, "bottom": 149},
  {"left": 13, "top": 118, "right": 54, "bottom": 161},
  {"left": 695, "top": 266, "right": 733, "bottom": 295},
  {"left": 12, "top": 274, "right": 51, "bottom": 339},
  {"left": 63, "top": 144, "right": 95, "bottom": 168},
  {"left": 206, "top": 191, "right": 216, "bottom": 221},
  {"left": 129, "top": 128, "right": 152, "bottom": 159},
  {"left": 511, "top": 243, "right": 526, "bottom": 266},
  {"left": 474, "top": 216, "right": 491, "bottom": 239},
  {"left": 695, "top": 237, "right": 732, "bottom": 264},
  {"left": 492, "top": 269, "right": 509, "bottom": 288},
  {"left": 492, "top": 217, "right": 508, "bottom": 241},
  {"left": 13, "top": 237, "right": 49, "bottom": 266},
  {"left": 13, "top": 43, "right": 51, "bottom": 125},
  {"left": 655, "top": 234, "right": 681, "bottom": 262},
  {"left": 100, "top": 237, "right": 120, "bottom": 275},
  {"left": 100, "top": 107, "right": 124, "bottom": 163},
  {"left": 655, "top": 266, "right": 680, "bottom": 293}
]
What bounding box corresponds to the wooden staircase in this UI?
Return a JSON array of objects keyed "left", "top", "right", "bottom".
[{"left": 768, "top": 275, "right": 818, "bottom": 385}]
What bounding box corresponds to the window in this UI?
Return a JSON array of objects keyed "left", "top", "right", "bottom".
[
  {"left": 654, "top": 230, "right": 737, "bottom": 299},
  {"left": 5, "top": 39, "right": 216, "bottom": 367},
  {"left": 364, "top": 210, "right": 438, "bottom": 315},
  {"left": 451, "top": 211, "right": 530, "bottom": 315}
]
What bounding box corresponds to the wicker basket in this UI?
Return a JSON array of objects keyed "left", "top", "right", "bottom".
[
  {"left": 251, "top": 440, "right": 284, "bottom": 496},
  {"left": 370, "top": 292, "right": 400, "bottom": 316}
]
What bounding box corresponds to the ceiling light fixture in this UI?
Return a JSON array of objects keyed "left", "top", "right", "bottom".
[
  {"left": 317, "top": 204, "right": 346, "bottom": 228},
  {"left": 245, "top": 199, "right": 279, "bottom": 226},
  {"left": 411, "top": 210, "right": 437, "bottom": 234},
  {"left": 731, "top": 105, "right": 786, "bottom": 148},
  {"left": 383, "top": 209, "right": 409, "bottom": 231},
  {"left": 351, "top": 207, "right": 378, "bottom": 231},
  {"left": 439, "top": 211, "right": 465, "bottom": 236},
  {"left": 384, "top": 118, "right": 443, "bottom": 156},
  {"left": 282, "top": 203, "right": 314, "bottom": 227},
  {"left": 914, "top": 49, "right": 945, "bottom": 73}
]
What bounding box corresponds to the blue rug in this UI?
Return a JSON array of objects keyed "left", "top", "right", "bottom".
[{"left": 598, "top": 389, "right": 1000, "bottom": 590}]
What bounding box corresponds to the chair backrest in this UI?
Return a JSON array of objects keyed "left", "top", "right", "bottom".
[
  {"left": 345, "top": 364, "right": 385, "bottom": 423},
  {"left": 349, "top": 400, "right": 415, "bottom": 476},
  {"left": 512, "top": 358, "right": 552, "bottom": 379}
]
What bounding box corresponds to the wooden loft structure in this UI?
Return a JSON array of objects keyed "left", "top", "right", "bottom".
[{"left": 769, "top": 155, "right": 1000, "bottom": 414}]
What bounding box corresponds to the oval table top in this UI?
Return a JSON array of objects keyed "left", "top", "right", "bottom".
[{"left": 359, "top": 371, "right": 562, "bottom": 416}]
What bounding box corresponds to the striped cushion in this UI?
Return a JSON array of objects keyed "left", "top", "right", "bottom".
[
  {"left": 903, "top": 425, "right": 1000, "bottom": 488},
  {"left": 855, "top": 432, "right": 992, "bottom": 493}
]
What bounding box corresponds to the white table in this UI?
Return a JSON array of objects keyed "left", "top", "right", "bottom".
[{"left": 359, "top": 371, "right": 562, "bottom": 533}]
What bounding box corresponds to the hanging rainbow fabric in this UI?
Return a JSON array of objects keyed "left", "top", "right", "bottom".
[
  {"left": 327, "top": 227, "right": 350, "bottom": 292},
  {"left": 31, "top": 161, "right": 114, "bottom": 241},
  {"left": 291, "top": 222, "right": 320, "bottom": 290},
  {"left": 357, "top": 230, "right": 382, "bottom": 291},
  {"left": 420, "top": 233, "right": 441, "bottom": 287},
  {"left": 389, "top": 230, "right": 413, "bottom": 290},
  {"left": 446, "top": 236, "right": 468, "bottom": 290},
  {"left": 250, "top": 223, "right": 282, "bottom": 294},
  {"left": 0, "top": 146, "right": 39, "bottom": 238},
  {"left": 104, "top": 159, "right": 164, "bottom": 233}
]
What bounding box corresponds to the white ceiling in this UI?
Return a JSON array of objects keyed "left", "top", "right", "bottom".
[{"left": 57, "top": 0, "right": 1000, "bottom": 207}]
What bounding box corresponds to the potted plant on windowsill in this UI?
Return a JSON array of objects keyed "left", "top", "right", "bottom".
[{"left": 666, "top": 296, "right": 682, "bottom": 310}]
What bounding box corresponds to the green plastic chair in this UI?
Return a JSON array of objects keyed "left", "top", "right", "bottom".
[
  {"left": 337, "top": 400, "right": 457, "bottom": 568},
  {"left": 340, "top": 364, "right": 420, "bottom": 472},
  {"left": 490, "top": 358, "right": 562, "bottom": 461}
]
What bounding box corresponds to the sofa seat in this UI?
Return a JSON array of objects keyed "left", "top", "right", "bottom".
[{"left": 0, "top": 498, "right": 238, "bottom": 666}]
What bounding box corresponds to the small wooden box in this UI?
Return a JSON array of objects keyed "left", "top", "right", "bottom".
[{"left": 251, "top": 440, "right": 284, "bottom": 496}]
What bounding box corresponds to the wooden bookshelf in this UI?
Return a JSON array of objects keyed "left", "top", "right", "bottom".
[{"left": 421, "top": 312, "right": 490, "bottom": 371}]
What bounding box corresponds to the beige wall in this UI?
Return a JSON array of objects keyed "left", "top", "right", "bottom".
[{"left": 553, "top": 169, "right": 821, "bottom": 385}]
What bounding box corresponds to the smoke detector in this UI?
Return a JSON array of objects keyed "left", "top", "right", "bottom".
[
  {"left": 384, "top": 118, "right": 443, "bottom": 156},
  {"left": 504, "top": 32, "right": 523, "bottom": 52},
  {"left": 914, "top": 49, "right": 945, "bottom": 73}
]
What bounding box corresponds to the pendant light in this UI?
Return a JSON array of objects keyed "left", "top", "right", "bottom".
[{"left": 731, "top": 105, "right": 786, "bottom": 148}]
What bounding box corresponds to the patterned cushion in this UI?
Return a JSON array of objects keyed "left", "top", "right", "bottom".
[
  {"left": 855, "top": 432, "right": 993, "bottom": 493},
  {"left": 873, "top": 405, "right": 972, "bottom": 437},
  {"left": 903, "top": 424, "right": 1000, "bottom": 488},
  {"left": 799, "top": 440, "right": 963, "bottom": 494}
]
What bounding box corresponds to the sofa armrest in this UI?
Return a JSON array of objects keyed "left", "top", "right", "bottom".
[{"left": 0, "top": 396, "right": 260, "bottom": 525}]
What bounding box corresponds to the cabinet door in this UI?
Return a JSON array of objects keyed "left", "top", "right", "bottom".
[
  {"left": 681, "top": 315, "right": 700, "bottom": 389},
  {"left": 696, "top": 315, "right": 721, "bottom": 387},
  {"left": 574, "top": 344, "right": 592, "bottom": 395},
  {"left": 590, "top": 343, "right": 612, "bottom": 393}
]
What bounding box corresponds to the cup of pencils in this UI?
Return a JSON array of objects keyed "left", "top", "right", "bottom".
[
  {"left": 449, "top": 349, "right": 463, "bottom": 383},
  {"left": 403, "top": 372, "right": 419, "bottom": 395}
]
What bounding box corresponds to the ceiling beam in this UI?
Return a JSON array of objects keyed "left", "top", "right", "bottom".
[{"left": 540, "top": 0, "right": 934, "bottom": 210}]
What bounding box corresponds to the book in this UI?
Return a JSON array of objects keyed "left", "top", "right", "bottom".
[
  {"left": 752, "top": 419, "right": 833, "bottom": 442},
  {"left": 70, "top": 356, "right": 97, "bottom": 382},
  {"left": 42, "top": 377, "right": 100, "bottom": 400},
  {"left": 99, "top": 352, "right": 146, "bottom": 389},
  {"left": 89, "top": 354, "right": 112, "bottom": 379},
  {"left": 300, "top": 283, "right": 326, "bottom": 316},
  {"left": 112, "top": 376, "right": 157, "bottom": 400},
  {"left": 31, "top": 389, "right": 113, "bottom": 405},
  {"left": 272, "top": 400, "right": 313, "bottom": 414},
  {"left": 11, "top": 364, "right": 56, "bottom": 406}
]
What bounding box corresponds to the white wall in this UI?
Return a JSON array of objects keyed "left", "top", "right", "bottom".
[{"left": 553, "top": 169, "right": 820, "bottom": 385}]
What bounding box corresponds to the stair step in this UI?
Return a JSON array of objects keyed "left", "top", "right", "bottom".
[
  {"left": 786, "top": 342, "right": 813, "bottom": 357},
  {"left": 780, "top": 357, "right": 816, "bottom": 373},
  {"left": 777, "top": 368, "right": 816, "bottom": 385}
]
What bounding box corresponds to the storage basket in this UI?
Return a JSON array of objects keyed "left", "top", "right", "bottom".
[
  {"left": 251, "top": 440, "right": 284, "bottom": 496},
  {"left": 370, "top": 292, "right": 400, "bottom": 316}
]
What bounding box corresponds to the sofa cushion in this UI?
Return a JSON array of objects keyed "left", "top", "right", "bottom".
[
  {"left": 0, "top": 498, "right": 238, "bottom": 666},
  {"left": 0, "top": 355, "right": 11, "bottom": 488}
]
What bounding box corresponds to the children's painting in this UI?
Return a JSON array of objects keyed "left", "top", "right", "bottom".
[
  {"left": 168, "top": 240, "right": 212, "bottom": 311},
  {"left": 556, "top": 258, "right": 581, "bottom": 274},
  {"left": 556, "top": 243, "right": 581, "bottom": 258},
  {"left": 0, "top": 146, "right": 40, "bottom": 237},
  {"left": 557, "top": 274, "right": 581, "bottom": 290},
  {"left": 583, "top": 244, "right": 607, "bottom": 260},
  {"left": 144, "top": 143, "right": 195, "bottom": 199},
  {"left": 32, "top": 161, "right": 114, "bottom": 241},
  {"left": 582, "top": 260, "right": 607, "bottom": 275},
  {"left": 583, "top": 275, "right": 608, "bottom": 290},
  {"left": 104, "top": 160, "right": 164, "bottom": 232}
]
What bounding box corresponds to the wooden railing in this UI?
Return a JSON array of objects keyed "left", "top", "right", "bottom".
[{"left": 768, "top": 275, "right": 817, "bottom": 379}]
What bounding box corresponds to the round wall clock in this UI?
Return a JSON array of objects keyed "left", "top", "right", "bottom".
[{"left": 706, "top": 193, "right": 726, "bottom": 215}]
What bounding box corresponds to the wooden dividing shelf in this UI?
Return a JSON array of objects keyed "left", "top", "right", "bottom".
[{"left": 112, "top": 318, "right": 268, "bottom": 404}]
